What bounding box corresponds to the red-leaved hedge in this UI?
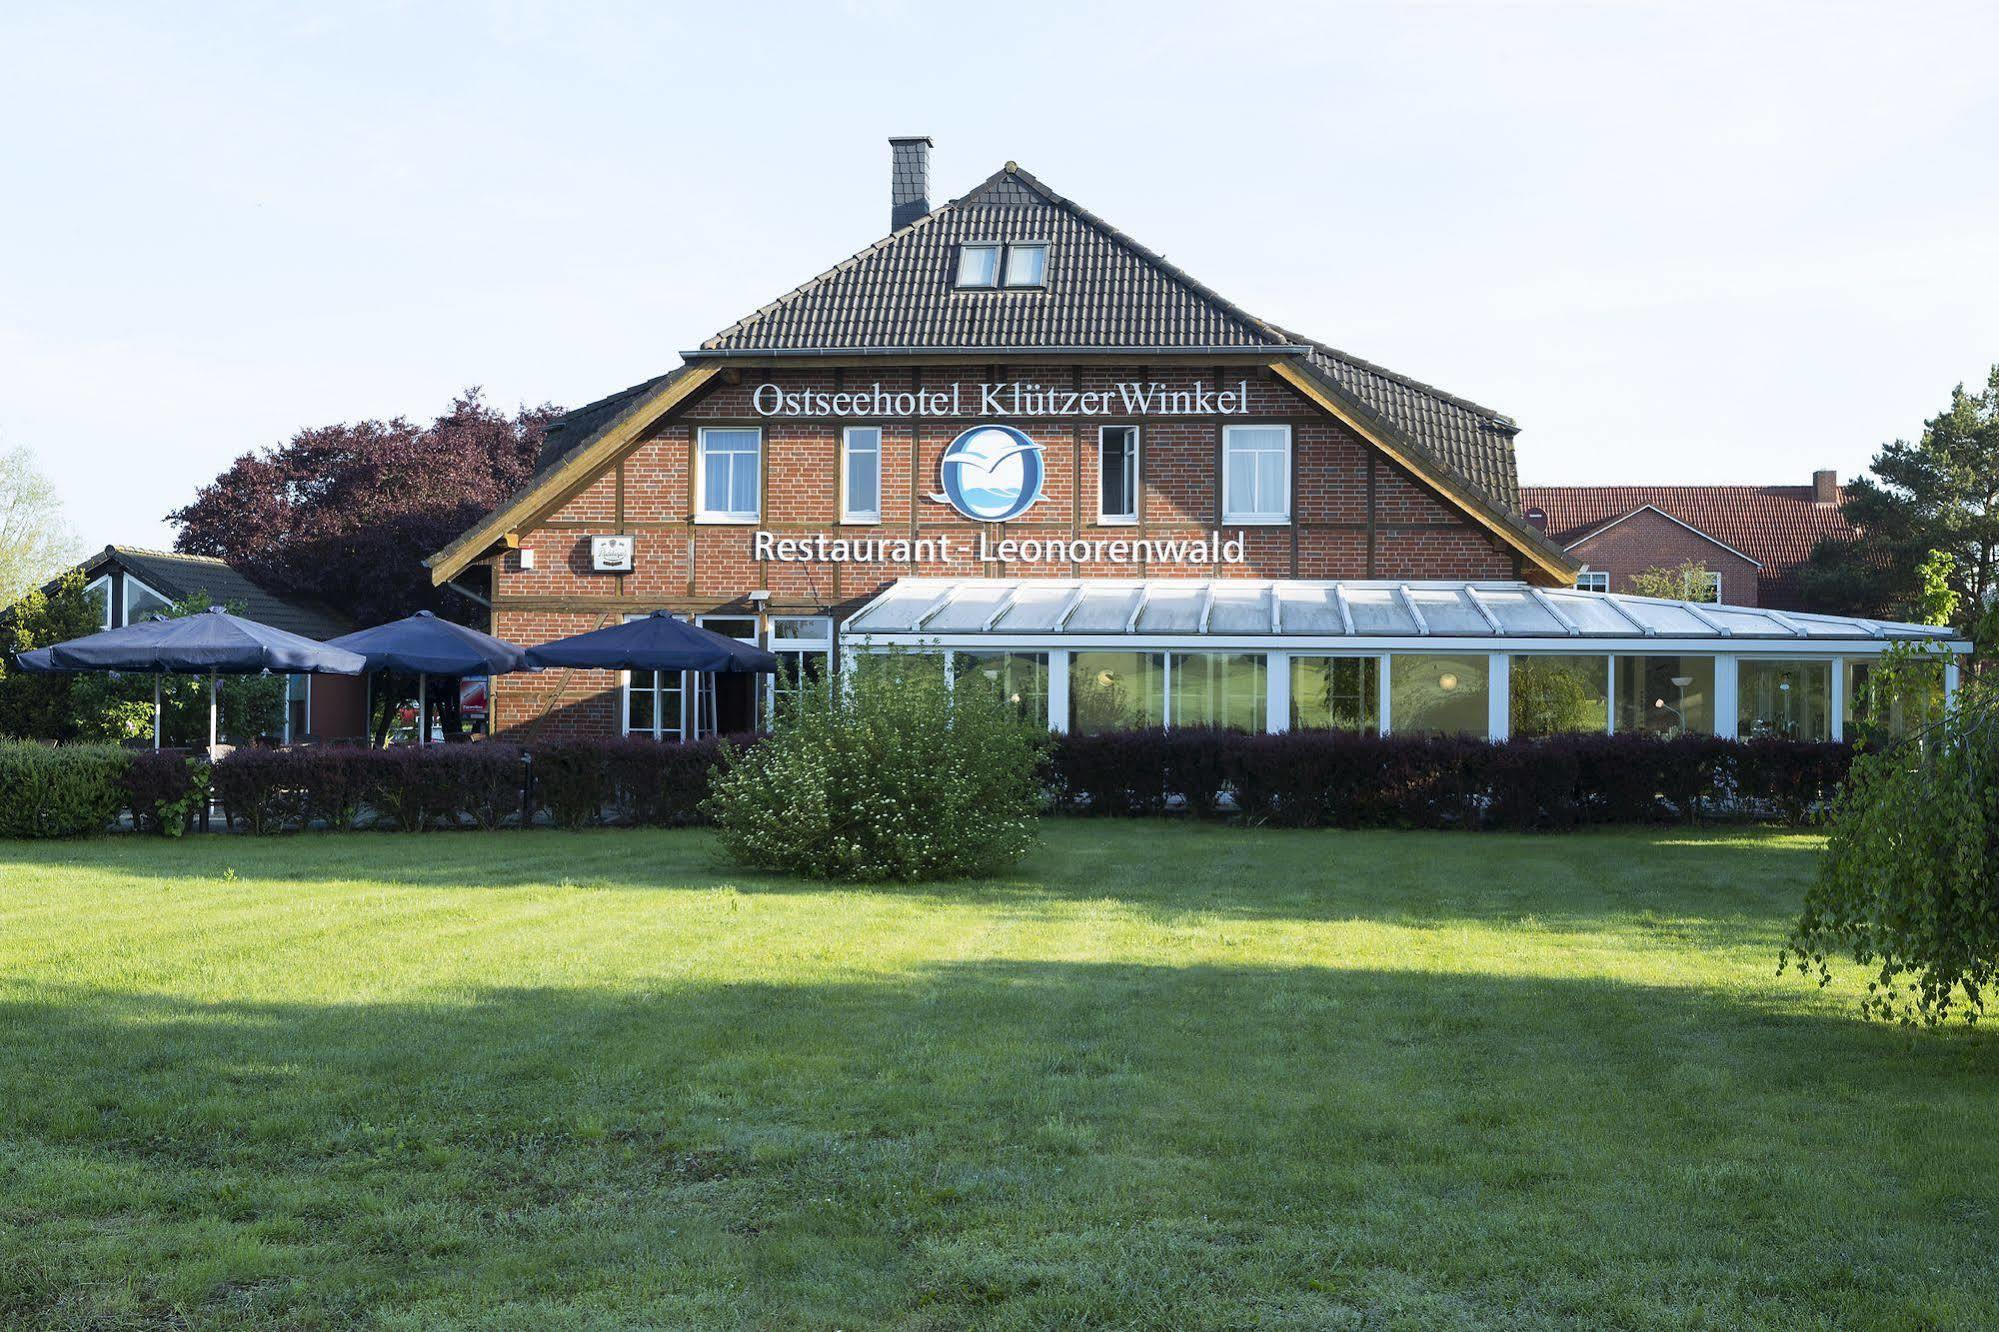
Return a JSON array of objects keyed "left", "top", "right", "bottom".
[{"left": 1049, "top": 728, "right": 1851, "bottom": 830}]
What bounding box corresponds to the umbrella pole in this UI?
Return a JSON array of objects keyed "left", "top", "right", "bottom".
[
  {"left": 153, "top": 676, "right": 162, "bottom": 751},
  {"left": 208, "top": 671, "right": 219, "bottom": 751},
  {"left": 418, "top": 672, "right": 427, "bottom": 746}
]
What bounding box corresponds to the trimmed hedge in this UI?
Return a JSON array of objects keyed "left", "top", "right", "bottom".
[
  {"left": 531, "top": 735, "right": 748, "bottom": 830},
  {"left": 121, "top": 749, "right": 210, "bottom": 836},
  {"left": 0, "top": 730, "right": 1857, "bottom": 839},
  {"left": 1051, "top": 729, "right": 1853, "bottom": 830},
  {"left": 211, "top": 745, "right": 531, "bottom": 833},
  {"left": 0, "top": 741, "right": 129, "bottom": 838}
]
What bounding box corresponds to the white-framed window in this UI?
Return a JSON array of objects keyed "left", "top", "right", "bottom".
[
  {"left": 841, "top": 426, "right": 882, "bottom": 523},
  {"left": 1003, "top": 242, "right": 1048, "bottom": 288},
  {"left": 1098, "top": 425, "right": 1139, "bottom": 525},
  {"left": 770, "top": 615, "right": 834, "bottom": 715},
  {"left": 1576, "top": 570, "right": 1610, "bottom": 593},
  {"left": 697, "top": 427, "right": 761, "bottom": 522},
  {"left": 1222, "top": 424, "right": 1291, "bottom": 524},
  {"left": 1695, "top": 570, "right": 1721, "bottom": 603},
  {"left": 83, "top": 574, "right": 113, "bottom": 629},
  {"left": 955, "top": 242, "right": 1000, "bottom": 288},
  {"left": 622, "top": 613, "right": 685, "bottom": 742}
]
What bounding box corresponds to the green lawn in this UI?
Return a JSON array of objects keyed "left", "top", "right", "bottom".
[{"left": 2, "top": 824, "right": 1996, "bottom": 1330}]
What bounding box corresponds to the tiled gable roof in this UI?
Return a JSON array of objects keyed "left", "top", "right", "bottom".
[
  {"left": 700, "top": 165, "right": 1287, "bottom": 354},
  {"left": 691, "top": 163, "right": 1527, "bottom": 511},
  {"left": 1278, "top": 332, "right": 1522, "bottom": 511},
  {"left": 447, "top": 162, "right": 1571, "bottom": 584},
  {"left": 80, "top": 547, "right": 354, "bottom": 639},
  {"left": 1522, "top": 485, "right": 1858, "bottom": 610}
]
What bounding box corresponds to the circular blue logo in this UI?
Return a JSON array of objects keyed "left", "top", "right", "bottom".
[{"left": 936, "top": 425, "right": 1045, "bottom": 522}]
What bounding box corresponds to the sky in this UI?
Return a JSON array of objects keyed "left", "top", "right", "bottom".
[{"left": 1, "top": 1, "right": 1995, "bottom": 552}]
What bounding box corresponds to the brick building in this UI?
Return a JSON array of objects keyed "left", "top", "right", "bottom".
[
  {"left": 429, "top": 140, "right": 1957, "bottom": 744},
  {"left": 1521, "top": 474, "right": 1860, "bottom": 610}
]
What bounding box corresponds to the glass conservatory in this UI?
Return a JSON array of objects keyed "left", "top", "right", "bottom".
[{"left": 841, "top": 579, "right": 1967, "bottom": 741}]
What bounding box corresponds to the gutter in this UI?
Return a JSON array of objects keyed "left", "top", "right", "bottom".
[{"left": 681, "top": 344, "right": 1314, "bottom": 360}]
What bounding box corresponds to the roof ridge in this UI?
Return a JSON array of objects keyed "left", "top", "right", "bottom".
[
  {"left": 111, "top": 544, "right": 230, "bottom": 565},
  {"left": 994, "top": 164, "right": 1289, "bottom": 349},
  {"left": 700, "top": 161, "right": 1288, "bottom": 353},
  {"left": 698, "top": 168, "right": 996, "bottom": 350},
  {"left": 1523, "top": 482, "right": 1829, "bottom": 493}
]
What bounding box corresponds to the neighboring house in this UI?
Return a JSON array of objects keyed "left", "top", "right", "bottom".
[
  {"left": 52, "top": 546, "right": 367, "bottom": 741},
  {"left": 1521, "top": 473, "right": 1858, "bottom": 611}
]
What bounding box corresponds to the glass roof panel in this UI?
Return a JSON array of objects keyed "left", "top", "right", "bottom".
[
  {"left": 845, "top": 582, "right": 945, "bottom": 632},
  {"left": 1696, "top": 604, "right": 1793, "bottom": 638},
  {"left": 1476, "top": 588, "right": 1567, "bottom": 635},
  {"left": 923, "top": 584, "right": 1018, "bottom": 632},
  {"left": 990, "top": 583, "right": 1080, "bottom": 632},
  {"left": 1615, "top": 599, "right": 1712, "bottom": 636},
  {"left": 1539, "top": 592, "right": 1643, "bottom": 635},
  {"left": 1276, "top": 585, "right": 1344, "bottom": 634},
  {"left": 1207, "top": 585, "right": 1272, "bottom": 634},
  {"left": 1408, "top": 588, "right": 1491, "bottom": 635},
  {"left": 1063, "top": 585, "right": 1144, "bottom": 633},
  {"left": 1135, "top": 585, "right": 1206, "bottom": 634},
  {"left": 1343, "top": 587, "right": 1415, "bottom": 634}
]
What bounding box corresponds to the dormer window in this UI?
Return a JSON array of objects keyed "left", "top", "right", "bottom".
[
  {"left": 1003, "top": 242, "right": 1048, "bottom": 287},
  {"left": 955, "top": 243, "right": 1000, "bottom": 288},
  {"left": 955, "top": 241, "right": 1048, "bottom": 289}
]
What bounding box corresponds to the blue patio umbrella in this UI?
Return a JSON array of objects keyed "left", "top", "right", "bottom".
[
  {"left": 525, "top": 611, "right": 778, "bottom": 739},
  {"left": 15, "top": 605, "right": 366, "bottom": 749},
  {"left": 523, "top": 610, "right": 779, "bottom": 674},
  {"left": 327, "top": 610, "right": 529, "bottom": 745}
]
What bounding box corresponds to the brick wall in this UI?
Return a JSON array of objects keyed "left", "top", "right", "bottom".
[
  {"left": 487, "top": 362, "right": 1519, "bottom": 737},
  {"left": 1563, "top": 508, "right": 1761, "bottom": 606}
]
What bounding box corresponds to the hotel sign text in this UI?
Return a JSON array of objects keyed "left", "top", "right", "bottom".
[{"left": 751, "top": 380, "right": 1253, "bottom": 419}]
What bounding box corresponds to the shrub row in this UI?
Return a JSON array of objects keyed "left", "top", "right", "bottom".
[
  {"left": 532, "top": 735, "right": 750, "bottom": 829},
  {"left": 209, "top": 745, "right": 529, "bottom": 833},
  {"left": 1048, "top": 729, "right": 1854, "bottom": 830},
  {"left": 0, "top": 730, "right": 1855, "bottom": 838}
]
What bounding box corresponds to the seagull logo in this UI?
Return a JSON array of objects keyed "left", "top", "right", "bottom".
[{"left": 928, "top": 425, "right": 1046, "bottom": 522}]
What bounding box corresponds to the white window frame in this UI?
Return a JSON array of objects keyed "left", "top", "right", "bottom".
[
  {"left": 840, "top": 426, "right": 882, "bottom": 524},
  {"left": 83, "top": 574, "right": 114, "bottom": 629},
  {"left": 955, "top": 242, "right": 1000, "bottom": 288},
  {"left": 1696, "top": 570, "right": 1721, "bottom": 602},
  {"left": 1221, "top": 423, "right": 1292, "bottom": 525},
  {"left": 118, "top": 572, "right": 174, "bottom": 626},
  {"left": 1002, "top": 241, "right": 1049, "bottom": 288},
  {"left": 1576, "top": 570, "right": 1610, "bottom": 593},
  {"left": 621, "top": 612, "right": 686, "bottom": 742},
  {"left": 769, "top": 615, "right": 835, "bottom": 713},
  {"left": 695, "top": 427, "right": 762, "bottom": 524},
  {"left": 1097, "top": 425, "right": 1139, "bottom": 526}
]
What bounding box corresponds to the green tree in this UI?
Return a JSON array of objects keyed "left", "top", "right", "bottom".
[
  {"left": 1798, "top": 366, "right": 1999, "bottom": 625},
  {"left": 0, "top": 445, "right": 79, "bottom": 608},
  {"left": 1914, "top": 549, "right": 1961, "bottom": 626},
  {"left": 1626, "top": 560, "right": 1720, "bottom": 603},
  {"left": 0, "top": 576, "right": 284, "bottom": 744},
  {"left": 1782, "top": 658, "right": 1995, "bottom": 1025}
]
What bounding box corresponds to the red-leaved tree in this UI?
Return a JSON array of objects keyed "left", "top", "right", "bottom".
[{"left": 170, "top": 390, "right": 559, "bottom": 626}]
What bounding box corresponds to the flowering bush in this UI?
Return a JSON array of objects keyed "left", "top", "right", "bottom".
[{"left": 705, "top": 653, "right": 1047, "bottom": 880}]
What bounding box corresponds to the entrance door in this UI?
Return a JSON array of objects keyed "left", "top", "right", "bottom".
[{"left": 697, "top": 616, "right": 762, "bottom": 735}]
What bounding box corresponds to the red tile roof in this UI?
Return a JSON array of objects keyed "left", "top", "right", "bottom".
[{"left": 1520, "top": 485, "right": 1859, "bottom": 611}]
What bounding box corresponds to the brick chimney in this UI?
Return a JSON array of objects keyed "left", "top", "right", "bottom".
[
  {"left": 888, "top": 136, "right": 932, "bottom": 231},
  {"left": 1812, "top": 469, "right": 1838, "bottom": 504}
]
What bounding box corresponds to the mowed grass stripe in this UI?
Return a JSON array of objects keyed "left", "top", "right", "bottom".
[{"left": 1, "top": 823, "right": 1995, "bottom": 1330}]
